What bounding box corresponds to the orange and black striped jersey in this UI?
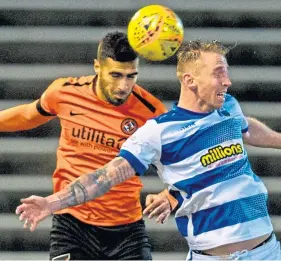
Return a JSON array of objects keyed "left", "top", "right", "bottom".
[{"left": 38, "top": 75, "right": 167, "bottom": 226}]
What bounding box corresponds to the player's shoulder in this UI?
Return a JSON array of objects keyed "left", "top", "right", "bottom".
[
  {"left": 220, "top": 94, "right": 244, "bottom": 117},
  {"left": 133, "top": 84, "right": 162, "bottom": 104},
  {"left": 224, "top": 93, "right": 236, "bottom": 103},
  {"left": 132, "top": 84, "right": 166, "bottom": 114},
  {"left": 152, "top": 109, "right": 177, "bottom": 125},
  {"left": 47, "top": 75, "right": 94, "bottom": 94},
  {"left": 222, "top": 94, "right": 240, "bottom": 110},
  {"left": 61, "top": 75, "right": 95, "bottom": 87}
]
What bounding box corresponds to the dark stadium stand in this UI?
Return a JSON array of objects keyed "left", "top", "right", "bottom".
[{"left": 1, "top": 0, "right": 281, "bottom": 259}]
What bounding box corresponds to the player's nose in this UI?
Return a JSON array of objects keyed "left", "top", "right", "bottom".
[
  {"left": 118, "top": 80, "right": 130, "bottom": 91},
  {"left": 222, "top": 76, "right": 232, "bottom": 88},
  {"left": 117, "top": 84, "right": 129, "bottom": 92}
]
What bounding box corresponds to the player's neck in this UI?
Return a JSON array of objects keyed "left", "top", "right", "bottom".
[
  {"left": 178, "top": 90, "right": 214, "bottom": 113},
  {"left": 93, "top": 77, "right": 108, "bottom": 103}
]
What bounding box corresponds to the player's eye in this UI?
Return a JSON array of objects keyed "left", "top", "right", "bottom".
[
  {"left": 111, "top": 73, "right": 122, "bottom": 78},
  {"left": 127, "top": 74, "right": 137, "bottom": 79},
  {"left": 213, "top": 72, "right": 221, "bottom": 78},
  {"left": 213, "top": 70, "right": 228, "bottom": 79}
]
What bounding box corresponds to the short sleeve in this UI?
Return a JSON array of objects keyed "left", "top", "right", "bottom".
[
  {"left": 38, "top": 78, "right": 66, "bottom": 116},
  {"left": 119, "top": 119, "right": 161, "bottom": 175},
  {"left": 224, "top": 95, "right": 248, "bottom": 133}
]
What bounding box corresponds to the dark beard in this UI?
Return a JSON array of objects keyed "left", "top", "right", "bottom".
[
  {"left": 99, "top": 79, "right": 130, "bottom": 106},
  {"left": 108, "top": 96, "right": 126, "bottom": 106}
]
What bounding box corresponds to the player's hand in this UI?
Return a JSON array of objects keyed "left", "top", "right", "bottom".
[
  {"left": 143, "top": 193, "right": 171, "bottom": 224},
  {"left": 15, "top": 195, "right": 52, "bottom": 232}
]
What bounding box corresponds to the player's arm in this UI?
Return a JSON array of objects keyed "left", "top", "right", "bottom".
[
  {"left": 49, "top": 156, "right": 135, "bottom": 210},
  {"left": 16, "top": 156, "right": 136, "bottom": 231},
  {"left": 0, "top": 100, "right": 55, "bottom": 132},
  {"left": 143, "top": 188, "right": 178, "bottom": 224},
  {"left": 16, "top": 119, "right": 162, "bottom": 231},
  {"left": 243, "top": 117, "right": 281, "bottom": 148},
  {"left": 158, "top": 188, "right": 178, "bottom": 210},
  {"left": 226, "top": 96, "right": 281, "bottom": 148},
  {"left": 0, "top": 77, "right": 66, "bottom": 132}
]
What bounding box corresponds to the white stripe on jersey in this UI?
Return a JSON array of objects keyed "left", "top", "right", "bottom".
[{"left": 188, "top": 216, "right": 273, "bottom": 250}]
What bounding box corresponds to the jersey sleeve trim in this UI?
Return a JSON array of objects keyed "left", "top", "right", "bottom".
[
  {"left": 119, "top": 149, "right": 147, "bottom": 175},
  {"left": 242, "top": 126, "right": 249, "bottom": 133},
  {"left": 36, "top": 99, "right": 56, "bottom": 116}
]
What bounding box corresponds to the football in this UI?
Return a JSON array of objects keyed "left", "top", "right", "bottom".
[{"left": 128, "top": 5, "right": 184, "bottom": 61}]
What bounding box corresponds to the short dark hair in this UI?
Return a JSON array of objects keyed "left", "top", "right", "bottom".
[{"left": 97, "top": 31, "right": 138, "bottom": 62}]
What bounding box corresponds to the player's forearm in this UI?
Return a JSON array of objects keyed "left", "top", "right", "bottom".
[
  {"left": 244, "top": 117, "right": 281, "bottom": 148},
  {"left": 46, "top": 168, "right": 111, "bottom": 212},
  {"left": 0, "top": 101, "right": 52, "bottom": 131},
  {"left": 45, "top": 157, "right": 136, "bottom": 213}
]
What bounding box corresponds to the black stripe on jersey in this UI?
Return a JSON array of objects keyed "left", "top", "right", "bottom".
[
  {"left": 132, "top": 91, "right": 156, "bottom": 113},
  {"left": 63, "top": 81, "right": 92, "bottom": 87},
  {"left": 36, "top": 100, "right": 56, "bottom": 116}
]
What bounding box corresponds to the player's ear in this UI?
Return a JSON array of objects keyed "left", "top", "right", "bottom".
[
  {"left": 94, "top": 59, "right": 100, "bottom": 75},
  {"left": 182, "top": 73, "right": 195, "bottom": 87}
]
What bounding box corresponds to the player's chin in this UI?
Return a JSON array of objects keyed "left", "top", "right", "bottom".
[
  {"left": 110, "top": 97, "right": 127, "bottom": 106},
  {"left": 113, "top": 95, "right": 129, "bottom": 106},
  {"left": 213, "top": 102, "right": 224, "bottom": 109}
]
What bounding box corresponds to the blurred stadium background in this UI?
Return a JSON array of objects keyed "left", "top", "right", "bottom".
[{"left": 1, "top": 0, "right": 281, "bottom": 260}]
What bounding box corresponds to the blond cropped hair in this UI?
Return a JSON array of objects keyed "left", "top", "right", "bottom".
[{"left": 177, "top": 40, "right": 229, "bottom": 79}]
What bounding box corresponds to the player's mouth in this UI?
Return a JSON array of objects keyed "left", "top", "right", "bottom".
[
  {"left": 114, "top": 94, "right": 127, "bottom": 100},
  {"left": 217, "top": 92, "right": 226, "bottom": 102},
  {"left": 114, "top": 91, "right": 128, "bottom": 98}
]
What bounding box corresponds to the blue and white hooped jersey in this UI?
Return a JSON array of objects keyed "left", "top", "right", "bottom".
[{"left": 119, "top": 94, "right": 273, "bottom": 250}]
